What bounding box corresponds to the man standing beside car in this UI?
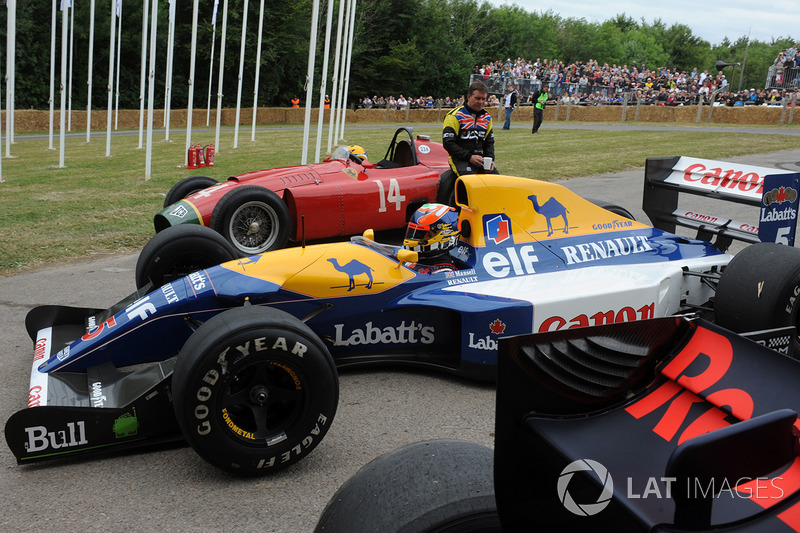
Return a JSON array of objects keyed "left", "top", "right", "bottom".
[{"left": 438, "top": 81, "right": 498, "bottom": 203}]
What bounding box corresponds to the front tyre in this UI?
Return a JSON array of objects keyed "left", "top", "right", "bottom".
[
  {"left": 715, "top": 242, "right": 800, "bottom": 355},
  {"left": 210, "top": 186, "right": 291, "bottom": 255},
  {"left": 315, "top": 439, "right": 499, "bottom": 533},
  {"left": 172, "top": 306, "right": 338, "bottom": 477},
  {"left": 135, "top": 225, "right": 239, "bottom": 289},
  {"left": 163, "top": 175, "right": 218, "bottom": 207}
]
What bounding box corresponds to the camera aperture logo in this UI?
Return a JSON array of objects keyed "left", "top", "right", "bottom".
[{"left": 557, "top": 459, "right": 614, "bottom": 516}]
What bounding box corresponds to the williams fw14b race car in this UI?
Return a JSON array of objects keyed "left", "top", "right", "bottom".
[
  {"left": 154, "top": 127, "right": 452, "bottom": 256},
  {"left": 5, "top": 158, "right": 800, "bottom": 477}
]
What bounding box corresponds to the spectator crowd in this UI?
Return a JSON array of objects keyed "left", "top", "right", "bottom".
[{"left": 348, "top": 51, "right": 800, "bottom": 110}]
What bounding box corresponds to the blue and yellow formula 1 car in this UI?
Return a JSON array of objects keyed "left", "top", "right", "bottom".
[{"left": 6, "top": 162, "right": 800, "bottom": 477}]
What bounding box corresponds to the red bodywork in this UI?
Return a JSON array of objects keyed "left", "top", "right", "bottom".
[{"left": 180, "top": 137, "right": 450, "bottom": 242}]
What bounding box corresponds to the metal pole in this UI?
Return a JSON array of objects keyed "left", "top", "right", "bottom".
[
  {"left": 233, "top": 0, "right": 249, "bottom": 148},
  {"left": 250, "top": 0, "right": 265, "bottom": 141},
  {"left": 300, "top": 0, "right": 320, "bottom": 165},
  {"left": 327, "top": 0, "right": 346, "bottom": 153},
  {"left": 6, "top": 0, "right": 16, "bottom": 156},
  {"left": 67, "top": 3, "right": 74, "bottom": 131},
  {"left": 206, "top": 2, "right": 218, "bottom": 127},
  {"left": 338, "top": 0, "right": 356, "bottom": 143},
  {"left": 105, "top": 0, "right": 117, "bottom": 157},
  {"left": 213, "top": 0, "right": 229, "bottom": 153},
  {"left": 315, "top": 0, "right": 335, "bottom": 163},
  {"left": 114, "top": 2, "right": 122, "bottom": 130},
  {"left": 144, "top": 0, "right": 158, "bottom": 179},
  {"left": 58, "top": 0, "right": 68, "bottom": 167},
  {"left": 49, "top": 0, "right": 56, "bottom": 150},
  {"left": 186, "top": 0, "right": 199, "bottom": 166},
  {"left": 86, "top": 0, "right": 96, "bottom": 141},
  {"left": 137, "top": 0, "right": 149, "bottom": 149},
  {"left": 164, "top": 0, "right": 176, "bottom": 140}
]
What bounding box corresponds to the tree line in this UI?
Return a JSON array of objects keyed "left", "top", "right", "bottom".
[{"left": 1, "top": 0, "right": 795, "bottom": 112}]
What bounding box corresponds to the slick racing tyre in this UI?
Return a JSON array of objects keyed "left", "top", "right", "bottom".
[
  {"left": 586, "top": 198, "right": 636, "bottom": 220},
  {"left": 135, "top": 225, "right": 239, "bottom": 289},
  {"left": 163, "top": 175, "right": 218, "bottom": 207},
  {"left": 715, "top": 242, "right": 800, "bottom": 355},
  {"left": 172, "top": 306, "right": 338, "bottom": 477},
  {"left": 210, "top": 186, "right": 291, "bottom": 255},
  {"left": 315, "top": 439, "right": 500, "bottom": 533}
]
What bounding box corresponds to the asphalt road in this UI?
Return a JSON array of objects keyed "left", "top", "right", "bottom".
[{"left": 1, "top": 147, "right": 800, "bottom": 532}]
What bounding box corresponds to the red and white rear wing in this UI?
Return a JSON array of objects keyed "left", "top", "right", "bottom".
[{"left": 643, "top": 156, "right": 800, "bottom": 251}]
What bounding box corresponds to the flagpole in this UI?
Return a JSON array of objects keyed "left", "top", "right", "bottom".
[
  {"left": 233, "top": 0, "right": 248, "bottom": 149},
  {"left": 105, "top": 0, "right": 117, "bottom": 157},
  {"left": 339, "top": 0, "right": 356, "bottom": 143},
  {"left": 58, "top": 0, "right": 68, "bottom": 167},
  {"left": 250, "top": 0, "right": 264, "bottom": 141},
  {"left": 213, "top": 0, "right": 229, "bottom": 154},
  {"left": 186, "top": 0, "right": 199, "bottom": 167},
  {"left": 6, "top": 0, "right": 16, "bottom": 156},
  {"left": 114, "top": 1, "right": 122, "bottom": 130},
  {"left": 314, "top": 0, "right": 334, "bottom": 163},
  {"left": 327, "top": 0, "right": 346, "bottom": 154},
  {"left": 86, "top": 0, "right": 96, "bottom": 142},
  {"left": 49, "top": 0, "right": 56, "bottom": 150},
  {"left": 164, "top": 0, "right": 176, "bottom": 141},
  {"left": 137, "top": 0, "right": 149, "bottom": 149},
  {"left": 301, "top": 0, "right": 320, "bottom": 165},
  {"left": 206, "top": 0, "right": 218, "bottom": 127},
  {"left": 67, "top": 2, "right": 74, "bottom": 131},
  {"left": 334, "top": 0, "right": 351, "bottom": 146},
  {"left": 144, "top": 0, "right": 158, "bottom": 179}
]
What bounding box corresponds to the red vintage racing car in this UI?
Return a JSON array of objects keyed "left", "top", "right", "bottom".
[{"left": 154, "top": 127, "right": 452, "bottom": 255}]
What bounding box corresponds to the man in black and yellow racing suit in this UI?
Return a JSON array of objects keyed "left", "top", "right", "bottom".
[{"left": 438, "top": 80, "right": 499, "bottom": 204}]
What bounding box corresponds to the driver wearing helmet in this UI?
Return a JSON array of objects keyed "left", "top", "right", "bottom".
[
  {"left": 347, "top": 145, "right": 368, "bottom": 165},
  {"left": 403, "top": 203, "right": 463, "bottom": 273},
  {"left": 329, "top": 144, "right": 369, "bottom": 165}
]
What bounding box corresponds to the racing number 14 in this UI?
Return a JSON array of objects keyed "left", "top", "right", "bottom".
[{"left": 376, "top": 179, "right": 406, "bottom": 212}]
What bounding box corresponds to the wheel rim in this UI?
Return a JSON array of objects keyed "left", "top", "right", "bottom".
[
  {"left": 218, "top": 358, "right": 308, "bottom": 446},
  {"left": 228, "top": 201, "right": 279, "bottom": 254}
]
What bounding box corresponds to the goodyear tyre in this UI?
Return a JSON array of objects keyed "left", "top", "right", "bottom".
[
  {"left": 315, "top": 439, "right": 500, "bottom": 533},
  {"left": 135, "top": 225, "right": 239, "bottom": 289},
  {"left": 586, "top": 198, "right": 635, "bottom": 220},
  {"left": 715, "top": 242, "right": 800, "bottom": 355},
  {"left": 163, "top": 175, "right": 218, "bottom": 207},
  {"left": 172, "top": 306, "right": 338, "bottom": 477},
  {"left": 210, "top": 186, "right": 291, "bottom": 255}
]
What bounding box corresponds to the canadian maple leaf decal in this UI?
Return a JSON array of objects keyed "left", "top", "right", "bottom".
[{"left": 489, "top": 319, "right": 506, "bottom": 335}]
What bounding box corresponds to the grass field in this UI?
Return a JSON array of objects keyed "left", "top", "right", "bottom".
[{"left": 2, "top": 121, "right": 800, "bottom": 277}]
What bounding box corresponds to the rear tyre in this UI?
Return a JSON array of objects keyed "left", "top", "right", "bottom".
[
  {"left": 586, "top": 198, "right": 635, "bottom": 220},
  {"left": 715, "top": 242, "right": 800, "bottom": 354},
  {"left": 172, "top": 306, "right": 338, "bottom": 477},
  {"left": 315, "top": 439, "right": 500, "bottom": 533},
  {"left": 211, "top": 186, "right": 291, "bottom": 255},
  {"left": 135, "top": 225, "right": 239, "bottom": 289},
  {"left": 164, "top": 175, "right": 218, "bottom": 207}
]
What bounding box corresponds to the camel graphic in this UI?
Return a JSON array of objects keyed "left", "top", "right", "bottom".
[
  {"left": 327, "top": 258, "right": 375, "bottom": 291},
  {"left": 528, "top": 194, "right": 569, "bottom": 236}
]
